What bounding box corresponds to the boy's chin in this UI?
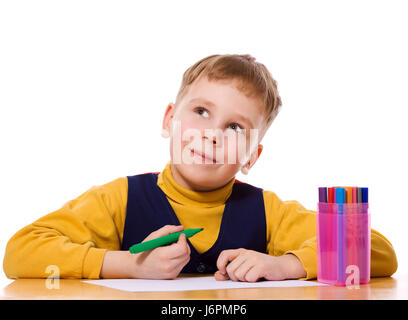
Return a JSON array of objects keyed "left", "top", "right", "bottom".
[{"left": 175, "top": 162, "right": 238, "bottom": 190}]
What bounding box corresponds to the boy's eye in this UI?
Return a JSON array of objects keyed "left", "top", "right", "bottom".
[
  {"left": 196, "top": 107, "right": 209, "bottom": 117},
  {"left": 228, "top": 123, "right": 245, "bottom": 134},
  {"left": 195, "top": 107, "right": 245, "bottom": 134}
]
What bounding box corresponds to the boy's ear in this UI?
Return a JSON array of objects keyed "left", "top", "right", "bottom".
[
  {"left": 162, "top": 103, "right": 175, "bottom": 138},
  {"left": 241, "top": 144, "right": 263, "bottom": 175},
  {"left": 250, "top": 143, "right": 263, "bottom": 168}
]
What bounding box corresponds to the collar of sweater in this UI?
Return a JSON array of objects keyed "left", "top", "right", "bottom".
[{"left": 157, "top": 161, "right": 235, "bottom": 208}]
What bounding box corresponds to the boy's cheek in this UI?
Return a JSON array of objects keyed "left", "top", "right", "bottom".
[
  {"left": 171, "top": 118, "right": 201, "bottom": 142},
  {"left": 169, "top": 120, "right": 206, "bottom": 163},
  {"left": 224, "top": 133, "right": 250, "bottom": 165}
]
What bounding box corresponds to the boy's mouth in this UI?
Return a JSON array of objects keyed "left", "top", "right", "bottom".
[{"left": 190, "top": 148, "right": 217, "bottom": 164}]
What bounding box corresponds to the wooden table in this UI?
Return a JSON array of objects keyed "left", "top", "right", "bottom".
[{"left": 1, "top": 274, "right": 407, "bottom": 300}]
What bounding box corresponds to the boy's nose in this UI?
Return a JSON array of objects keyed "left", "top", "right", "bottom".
[{"left": 203, "top": 129, "right": 223, "bottom": 147}]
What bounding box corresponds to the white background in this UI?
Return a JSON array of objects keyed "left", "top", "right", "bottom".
[{"left": 1, "top": 0, "right": 407, "bottom": 289}]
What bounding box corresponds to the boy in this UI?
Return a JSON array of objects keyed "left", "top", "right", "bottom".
[{"left": 3, "top": 54, "right": 398, "bottom": 282}]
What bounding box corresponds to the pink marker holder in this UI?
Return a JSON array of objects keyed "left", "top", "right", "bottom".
[{"left": 317, "top": 202, "right": 371, "bottom": 286}]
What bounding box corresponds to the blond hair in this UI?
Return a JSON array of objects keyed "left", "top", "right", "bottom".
[{"left": 175, "top": 54, "right": 282, "bottom": 139}]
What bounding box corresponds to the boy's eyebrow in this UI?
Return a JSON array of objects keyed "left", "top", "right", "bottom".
[
  {"left": 234, "top": 112, "right": 254, "bottom": 129},
  {"left": 188, "top": 97, "right": 255, "bottom": 128},
  {"left": 188, "top": 98, "right": 217, "bottom": 108}
]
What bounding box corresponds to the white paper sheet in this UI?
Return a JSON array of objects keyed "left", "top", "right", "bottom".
[{"left": 83, "top": 276, "right": 327, "bottom": 292}]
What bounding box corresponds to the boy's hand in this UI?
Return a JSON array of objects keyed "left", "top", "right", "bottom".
[
  {"left": 214, "top": 249, "right": 306, "bottom": 282},
  {"left": 100, "top": 225, "right": 191, "bottom": 279},
  {"left": 130, "top": 225, "right": 191, "bottom": 279}
]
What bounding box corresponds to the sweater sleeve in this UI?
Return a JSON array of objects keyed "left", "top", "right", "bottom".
[
  {"left": 3, "top": 177, "right": 128, "bottom": 279},
  {"left": 263, "top": 190, "right": 398, "bottom": 280}
]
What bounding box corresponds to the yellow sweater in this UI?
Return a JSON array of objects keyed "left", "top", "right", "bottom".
[{"left": 3, "top": 161, "right": 398, "bottom": 280}]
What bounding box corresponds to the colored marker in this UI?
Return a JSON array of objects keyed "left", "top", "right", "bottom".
[
  {"left": 326, "top": 187, "right": 336, "bottom": 280},
  {"left": 336, "top": 188, "right": 346, "bottom": 285},
  {"left": 319, "top": 187, "right": 328, "bottom": 203},
  {"left": 352, "top": 187, "right": 357, "bottom": 203},
  {"left": 318, "top": 187, "right": 328, "bottom": 281},
  {"left": 328, "top": 187, "right": 335, "bottom": 204},
  {"left": 335, "top": 188, "right": 346, "bottom": 204},
  {"left": 361, "top": 187, "right": 368, "bottom": 203},
  {"left": 360, "top": 187, "right": 369, "bottom": 279},
  {"left": 129, "top": 228, "right": 203, "bottom": 254},
  {"left": 333, "top": 186, "right": 345, "bottom": 203},
  {"left": 352, "top": 187, "right": 359, "bottom": 268},
  {"left": 345, "top": 187, "right": 352, "bottom": 204},
  {"left": 344, "top": 187, "right": 354, "bottom": 273},
  {"left": 357, "top": 187, "right": 363, "bottom": 203}
]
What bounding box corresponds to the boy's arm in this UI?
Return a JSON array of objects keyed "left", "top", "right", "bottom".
[
  {"left": 263, "top": 190, "right": 398, "bottom": 280},
  {"left": 3, "top": 177, "right": 127, "bottom": 279}
]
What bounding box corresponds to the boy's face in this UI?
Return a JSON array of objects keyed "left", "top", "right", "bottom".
[{"left": 162, "top": 75, "right": 264, "bottom": 191}]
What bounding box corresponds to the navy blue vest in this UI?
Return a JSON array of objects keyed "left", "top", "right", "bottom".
[{"left": 121, "top": 173, "right": 267, "bottom": 274}]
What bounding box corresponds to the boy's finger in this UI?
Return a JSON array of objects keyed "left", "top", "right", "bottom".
[
  {"left": 178, "top": 232, "right": 186, "bottom": 243},
  {"left": 214, "top": 270, "right": 230, "bottom": 281},
  {"left": 182, "top": 233, "right": 192, "bottom": 256},
  {"left": 180, "top": 233, "right": 192, "bottom": 256},
  {"left": 157, "top": 224, "right": 184, "bottom": 237},
  {"left": 244, "top": 265, "right": 262, "bottom": 283},
  {"left": 233, "top": 258, "right": 254, "bottom": 282},
  {"left": 216, "top": 249, "right": 242, "bottom": 275},
  {"left": 168, "top": 240, "right": 191, "bottom": 270},
  {"left": 167, "top": 233, "right": 190, "bottom": 259},
  {"left": 224, "top": 254, "right": 246, "bottom": 282},
  {"left": 172, "top": 253, "right": 190, "bottom": 276},
  {"left": 144, "top": 225, "right": 184, "bottom": 241}
]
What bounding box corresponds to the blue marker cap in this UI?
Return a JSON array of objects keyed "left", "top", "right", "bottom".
[
  {"left": 361, "top": 187, "right": 368, "bottom": 203},
  {"left": 335, "top": 188, "right": 346, "bottom": 204}
]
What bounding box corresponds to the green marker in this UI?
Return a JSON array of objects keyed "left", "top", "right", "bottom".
[{"left": 129, "top": 228, "right": 204, "bottom": 254}]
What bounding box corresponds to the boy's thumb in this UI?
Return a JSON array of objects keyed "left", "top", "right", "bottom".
[
  {"left": 178, "top": 232, "right": 186, "bottom": 243},
  {"left": 143, "top": 225, "right": 184, "bottom": 242}
]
